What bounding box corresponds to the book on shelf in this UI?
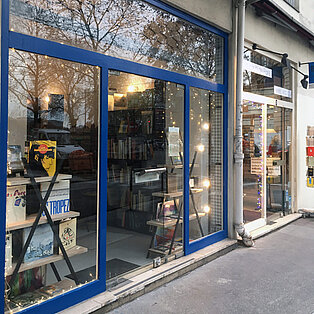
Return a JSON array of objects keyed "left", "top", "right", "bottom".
[
  {"left": 23, "top": 224, "right": 54, "bottom": 263},
  {"left": 6, "top": 185, "right": 26, "bottom": 225},
  {"left": 41, "top": 180, "right": 70, "bottom": 217},
  {"left": 59, "top": 218, "right": 77, "bottom": 254},
  {"left": 10, "top": 290, "right": 49, "bottom": 309},
  {"left": 7, "top": 266, "right": 45, "bottom": 298},
  {"left": 27, "top": 140, "right": 57, "bottom": 177},
  {"left": 108, "top": 137, "right": 153, "bottom": 161},
  {"left": 156, "top": 200, "right": 176, "bottom": 218},
  {"left": 38, "top": 279, "right": 74, "bottom": 297}
]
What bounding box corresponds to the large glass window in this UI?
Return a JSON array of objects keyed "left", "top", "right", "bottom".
[
  {"left": 189, "top": 87, "right": 223, "bottom": 240},
  {"left": 9, "top": 0, "right": 224, "bottom": 83},
  {"left": 107, "top": 71, "right": 184, "bottom": 285},
  {"left": 5, "top": 50, "right": 99, "bottom": 312},
  {"left": 243, "top": 50, "right": 292, "bottom": 102}
]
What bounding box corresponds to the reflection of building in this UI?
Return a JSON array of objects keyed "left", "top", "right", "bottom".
[{"left": 1, "top": 0, "right": 314, "bottom": 313}]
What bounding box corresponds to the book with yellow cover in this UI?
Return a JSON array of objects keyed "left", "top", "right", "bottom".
[{"left": 28, "top": 140, "right": 57, "bottom": 176}]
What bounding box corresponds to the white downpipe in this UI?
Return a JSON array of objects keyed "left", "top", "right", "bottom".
[{"left": 234, "top": 0, "right": 254, "bottom": 247}]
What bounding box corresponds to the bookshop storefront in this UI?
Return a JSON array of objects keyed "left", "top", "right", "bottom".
[
  {"left": 242, "top": 46, "right": 294, "bottom": 231},
  {"left": 0, "top": 0, "right": 228, "bottom": 313}
]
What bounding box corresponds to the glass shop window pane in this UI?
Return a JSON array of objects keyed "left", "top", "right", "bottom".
[
  {"left": 107, "top": 71, "right": 184, "bottom": 285},
  {"left": 9, "top": 0, "right": 224, "bottom": 83},
  {"left": 243, "top": 50, "right": 292, "bottom": 102},
  {"left": 5, "top": 50, "right": 99, "bottom": 312},
  {"left": 189, "top": 87, "right": 223, "bottom": 241}
]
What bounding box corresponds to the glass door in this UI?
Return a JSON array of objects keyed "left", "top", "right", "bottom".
[
  {"left": 242, "top": 101, "right": 264, "bottom": 223},
  {"left": 107, "top": 71, "right": 184, "bottom": 286},
  {"left": 266, "top": 105, "right": 292, "bottom": 220}
]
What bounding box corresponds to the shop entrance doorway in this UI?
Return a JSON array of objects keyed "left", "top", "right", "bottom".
[
  {"left": 242, "top": 101, "right": 263, "bottom": 224},
  {"left": 266, "top": 105, "right": 292, "bottom": 221}
]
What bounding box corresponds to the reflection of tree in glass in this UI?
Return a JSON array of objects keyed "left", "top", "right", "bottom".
[
  {"left": 141, "top": 14, "right": 219, "bottom": 79},
  {"left": 10, "top": 0, "right": 222, "bottom": 81},
  {"left": 9, "top": 50, "right": 52, "bottom": 129},
  {"left": 9, "top": 50, "right": 98, "bottom": 129}
]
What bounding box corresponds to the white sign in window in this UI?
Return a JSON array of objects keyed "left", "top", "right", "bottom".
[{"left": 243, "top": 59, "right": 273, "bottom": 78}]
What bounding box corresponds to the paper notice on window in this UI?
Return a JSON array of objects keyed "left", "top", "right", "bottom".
[
  {"left": 168, "top": 127, "right": 180, "bottom": 157},
  {"left": 268, "top": 166, "right": 281, "bottom": 176},
  {"left": 251, "top": 157, "right": 262, "bottom": 175}
]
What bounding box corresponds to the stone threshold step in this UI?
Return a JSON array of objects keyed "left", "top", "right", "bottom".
[{"left": 59, "top": 239, "right": 238, "bottom": 314}]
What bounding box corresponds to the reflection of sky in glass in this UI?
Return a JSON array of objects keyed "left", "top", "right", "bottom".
[
  {"left": 10, "top": 0, "right": 223, "bottom": 82},
  {"left": 243, "top": 49, "right": 292, "bottom": 102}
]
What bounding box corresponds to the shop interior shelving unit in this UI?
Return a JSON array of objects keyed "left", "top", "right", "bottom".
[{"left": 6, "top": 166, "right": 87, "bottom": 291}]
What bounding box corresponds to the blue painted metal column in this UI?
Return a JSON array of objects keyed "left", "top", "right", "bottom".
[{"left": 0, "top": 0, "right": 10, "bottom": 312}]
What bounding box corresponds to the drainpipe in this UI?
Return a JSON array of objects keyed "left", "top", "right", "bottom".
[{"left": 234, "top": 0, "right": 254, "bottom": 247}]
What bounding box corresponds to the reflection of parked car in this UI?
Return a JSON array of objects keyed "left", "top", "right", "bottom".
[
  {"left": 37, "top": 129, "right": 84, "bottom": 160},
  {"left": 31, "top": 129, "right": 94, "bottom": 172}
]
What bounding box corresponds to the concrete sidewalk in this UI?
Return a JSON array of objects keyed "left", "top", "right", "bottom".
[{"left": 107, "top": 218, "right": 314, "bottom": 314}]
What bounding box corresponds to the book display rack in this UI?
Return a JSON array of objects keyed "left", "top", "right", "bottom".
[
  {"left": 5, "top": 160, "right": 88, "bottom": 312},
  {"left": 146, "top": 152, "right": 205, "bottom": 257}
]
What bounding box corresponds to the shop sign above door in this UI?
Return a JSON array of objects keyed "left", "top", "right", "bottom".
[
  {"left": 243, "top": 59, "right": 272, "bottom": 78},
  {"left": 274, "top": 86, "right": 292, "bottom": 98}
]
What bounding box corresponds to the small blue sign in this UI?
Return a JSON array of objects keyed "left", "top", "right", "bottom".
[{"left": 309, "top": 62, "right": 314, "bottom": 88}]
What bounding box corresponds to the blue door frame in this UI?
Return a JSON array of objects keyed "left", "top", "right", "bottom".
[{"left": 0, "top": 0, "right": 228, "bottom": 312}]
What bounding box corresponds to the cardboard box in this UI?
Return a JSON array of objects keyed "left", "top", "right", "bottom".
[
  {"left": 59, "top": 218, "right": 77, "bottom": 253},
  {"left": 23, "top": 224, "right": 54, "bottom": 262},
  {"left": 41, "top": 180, "right": 70, "bottom": 216},
  {"left": 6, "top": 185, "right": 26, "bottom": 225}
]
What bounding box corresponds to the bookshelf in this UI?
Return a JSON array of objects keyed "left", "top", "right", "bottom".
[
  {"left": 6, "top": 171, "right": 86, "bottom": 291},
  {"left": 6, "top": 211, "right": 80, "bottom": 232},
  {"left": 107, "top": 106, "right": 165, "bottom": 233},
  {"left": 6, "top": 245, "right": 87, "bottom": 276}
]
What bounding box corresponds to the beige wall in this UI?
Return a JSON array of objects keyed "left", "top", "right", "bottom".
[
  {"left": 272, "top": 0, "right": 314, "bottom": 33},
  {"left": 163, "top": 0, "right": 232, "bottom": 32},
  {"left": 245, "top": 5, "right": 313, "bottom": 64}
]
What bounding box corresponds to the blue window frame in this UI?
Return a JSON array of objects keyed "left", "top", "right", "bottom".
[{"left": 0, "top": 0, "right": 228, "bottom": 312}]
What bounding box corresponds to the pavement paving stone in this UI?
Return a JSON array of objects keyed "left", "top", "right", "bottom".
[{"left": 108, "top": 218, "right": 314, "bottom": 314}]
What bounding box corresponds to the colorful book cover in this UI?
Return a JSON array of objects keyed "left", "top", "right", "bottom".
[
  {"left": 28, "top": 141, "right": 56, "bottom": 176},
  {"left": 41, "top": 180, "right": 70, "bottom": 216},
  {"left": 23, "top": 224, "right": 54, "bottom": 262},
  {"left": 157, "top": 200, "right": 176, "bottom": 218},
  {"left": 39, "top": 279, "right": 74, "bottom": 297},
  {"left": 59, "top": 218, "right": 77, "bottom": 254},
  {"left": 7, "top": 266, "right": 45, "bottom": 298},
  {"left": 6, "top": 185, "right": 26, "bottom": 224}
]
